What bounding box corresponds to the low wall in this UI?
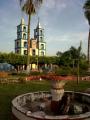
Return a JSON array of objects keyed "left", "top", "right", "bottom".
[
  {"left": 12, "top": 91, "right": 90, "bottom": 120},
  {"left": 26, "top": 75, "right": 75, "bottom": 81},
  {"left": 81, "top": 76, "right": 90, "bottom": 81}
]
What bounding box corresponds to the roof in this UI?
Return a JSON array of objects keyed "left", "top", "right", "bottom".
[
  {"left": 21, "top": 18, "right": 25, "bottom": 25},
  {"left": 37, "top": 20, "right": 42, "bottom": 29}
]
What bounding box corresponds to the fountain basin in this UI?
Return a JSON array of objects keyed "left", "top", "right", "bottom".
[{"left": 12, "top": 91, "right": 90, "bottom": 120}]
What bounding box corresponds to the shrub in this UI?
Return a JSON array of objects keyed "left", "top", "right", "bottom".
[
  {"left": 30, "top": 71, "right": 44, "bottom": 76},
  {"left": 0, "top": 72, "right": 8, "bottom": 78},
  {"left": 18, "top": 77, "right": 26, "bottom": 83},
  {"left": 11, "top": 72, "right": 28, "bottom": 77},
  {"left": 55, "top": 67, "right": 72, "bottom": 76}
]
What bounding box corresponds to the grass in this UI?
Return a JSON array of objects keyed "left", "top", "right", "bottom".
[
  {"left": 0, "top": 80, "right": 90, "bottom": 120},
  {"left": 65, "top": 80, "right": 90, "bottom": 92}
]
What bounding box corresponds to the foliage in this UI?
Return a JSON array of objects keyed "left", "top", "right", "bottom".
[
  {"left": 11, "top": 72, "right": 28, "bottom": 77},
  {"left": 83, "top": 0, "right": 90, "bottom": 64},
  {"left": 18, "top": 77, "right": 26, "bottom": 83},
  {"left": 0, "top": 72, "right": 8, "bottom": 78},
  {"left": 0, "top": 52, "right": 27, "bottom": 65},
  {"left": 57, "top": 45, "right": 87, "bottom": 66},
  {"left": 0, "top": 44, "right": 88, "bottom": 76},
  {"left": 55, "top": 66, "right": 73, "bottom": 76},
  {"left": 30, "top": 71, "right": 43, "bottom": 76},
  {"left": 56, "top": 51, "right": 62, "bottom": 57},
  {"left": 21, "top": 0, "right": 43, "bottom": 15},
  {"left": 55, "top": 44, "right": 88, "bottom": 75},
  {"left": 0, "top": 52, "right": 58, "bottom": 66},
  {"left": 83, "top": 0, "right": 90, "bottom": 25}
]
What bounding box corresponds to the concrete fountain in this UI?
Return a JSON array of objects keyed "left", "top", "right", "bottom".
[{"left": 12, "top": 76, "right": 90, "bottom": 120}]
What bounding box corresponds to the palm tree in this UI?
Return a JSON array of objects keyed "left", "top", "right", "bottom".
[
  {"left": 19, "top": 0, "right": 43, "bottom": 74},
  {"left": 83, "top": 0, "right": 90, "bottom": 64}
]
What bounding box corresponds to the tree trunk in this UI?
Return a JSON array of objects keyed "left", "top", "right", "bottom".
[
  {"left": 27, "top": 14, "right": 31, "bottom": 74},
  {"left": 88, "top": 28, "right": 90, "bottom": 65},
  {"left": 38, "top": 40, "right": 39, "bottom": 70}
]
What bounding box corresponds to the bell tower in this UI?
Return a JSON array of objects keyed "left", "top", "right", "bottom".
[
  {"left": 15, "top": 18, "right": 28, "bottom": 55},
  {"left": 34, "top": 19, "right": 46, "bottom": 56}
]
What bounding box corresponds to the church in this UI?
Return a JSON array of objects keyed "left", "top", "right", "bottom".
[{"left": 15, "top": 18, "right": 46, "bottom": 56}]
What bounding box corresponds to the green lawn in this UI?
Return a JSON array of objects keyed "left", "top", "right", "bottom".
[{"left": 0, "top": 80, "right": 90, "bottom": 120}]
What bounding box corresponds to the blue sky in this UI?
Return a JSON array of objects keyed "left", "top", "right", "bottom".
[{"left": 0, "top": 0, "right": 89, "bottom": 55}]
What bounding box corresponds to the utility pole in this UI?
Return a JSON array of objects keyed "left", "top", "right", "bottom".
[
  {"left": 77, "top": 59, "right": 79, "bottom": 84},
  {"left": 72, "top": 59, "right": 80, "bottom": 84}
]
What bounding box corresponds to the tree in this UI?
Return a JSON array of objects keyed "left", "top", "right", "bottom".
[
  {"left": 19, "top": 0, "right": 43, "bottom": 74},
  {"left": 83, "top": 0, "right": 90, "bottom": 64},
  {"left": 56, "top": 51, "right": 62, "bottom": 57}
]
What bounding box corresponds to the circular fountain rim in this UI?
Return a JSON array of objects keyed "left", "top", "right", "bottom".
[{"left": 12, "top": 91, "right": 90, "bottom": 120}]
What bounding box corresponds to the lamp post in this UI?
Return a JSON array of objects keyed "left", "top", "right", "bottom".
[
  {"left": 77, "top": 59, "right": 80, "bottom": 84},
  {"left": 72, "top": 59, "right": 80, "bottom": 84},
  {"left": 72, "top": 59, "right": 75, "bottom": 70},
  {"left": 36, "top": 57, "right": 39, "bottom": 71}
]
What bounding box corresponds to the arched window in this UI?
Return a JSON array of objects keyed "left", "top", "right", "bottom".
[
  {"left": 24, "top": 42, "right": 27, "bottom": 48},
  {"left": 17, "top": 33, "right": 20, "bottom": 39},
  {"left": 41, "top": 44, "right": 44, "bottom": 49},
  {"left": 32, "top": 49, "right": 36, "bottom": 56},
  {"left": 41, "top": 51, "right": 44, "bottom": 56},
  {"left": 40, "top": 30, "right": 42, "bottom": 36},
  {"left": 40, "top": 37, "right": 42, "bottom": 41},
  {"left": 23, "top": 26, "right": 26, "bottom": 32},
  {"left": 17, "top": 25, "right": 21, "bottom": 32},
  {"left": 23, "top": 33, "right": 26, "bottom": 39},
  {"left": 24, "top": 50, "right": 27, "bottom": 55},
  {"left": 17, "top": 50, "right": 19, "bottom": 54},
  {"left": 17, "top": 41, "right": 19, "bottom": 47}
]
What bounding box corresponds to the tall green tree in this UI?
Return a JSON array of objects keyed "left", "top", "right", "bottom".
[
  {"left": 56, "top": 51, "right": 62, "bottom": 57},
  {"left": 70, "top": 42, "right": 82, "bottom": 60},
  {"left": 19, "top": 0, "right": 43, "bottom": 74},
  {"left": 83, "top": 0, "right": 90, "bottom": 64}
]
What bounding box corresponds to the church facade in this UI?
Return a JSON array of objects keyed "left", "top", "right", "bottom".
[{"left": 15, "top": 18, "right": 46, "bottom": 56}]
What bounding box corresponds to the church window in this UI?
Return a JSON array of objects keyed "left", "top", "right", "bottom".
[
  {"left": 17, "top": 50, "right": 19, "bottom": 54},
  {"left": 17, "top": 41, "right": 19, "bottom": 47},
  {"left": 24, "top": 50, "right": 27, "bottom": 55},
  {"left": 23, "top": 33, "right": 26, "bottom": 39},
  {"left": 40, "top": 30, "right": 42, "bottom": 36},
  {"left": 40, "top": 37, "right": 43, "bottom": 41},
  {"left": 41, "top": 44, "right": 44, "bottom": 49},
  {"left": 17, "top": 33, "right": 20, "bottom": 39},
  {"left": 17, "top": 25, "right": 21, "bottom": 32},
  {"left": 32, "top": 49, "right": 36, "bottom": 56},
  {"left": 41, "top": 51, "right": 44, "bottom": 56},
  {"left": 23, "top": 26, "right": 26, "bottom": 32},
  {"left": 24, "top": 42, "right": 27, "bottom": 48}
]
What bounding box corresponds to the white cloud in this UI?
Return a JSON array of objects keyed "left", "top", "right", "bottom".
[
  {"left": 44, "top": 0, "right": 55, "bottom": 9},
  {"left": 43, "top": 0, "right": 67, "bottom": 11},
  {"left": 47, "top": 31, "right": 88, "bottom": 43},
  {"left": 46, "top": 31, "right": 88, "bottom": 55}
]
